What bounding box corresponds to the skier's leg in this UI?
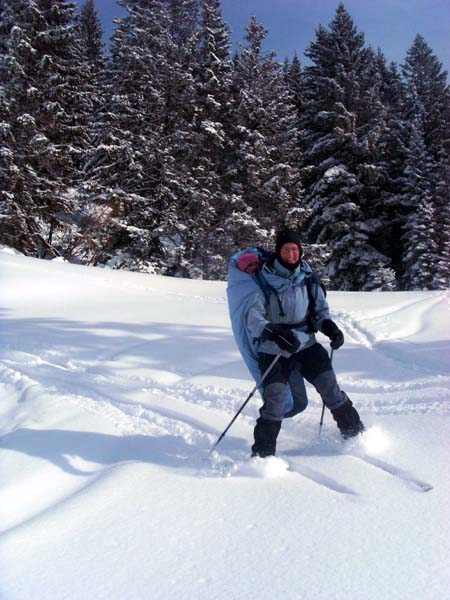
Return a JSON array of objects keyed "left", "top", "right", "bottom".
[
  {"left": 284, "top": 369, "right": 308, "bottom": 418},
  {"left": 294, "top": 343, "right": 364, "bottom": 438},
  {"left": 252, "top": 353, "right": 291, "bottom": 457}
]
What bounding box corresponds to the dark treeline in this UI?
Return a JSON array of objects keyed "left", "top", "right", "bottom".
[{"left": 1, "top": 0, "right": 449, "bottom": 289}]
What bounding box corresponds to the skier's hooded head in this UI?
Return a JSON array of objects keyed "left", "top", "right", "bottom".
[{"left": 275, "top": 228, "right": 303, "bottom": 270}]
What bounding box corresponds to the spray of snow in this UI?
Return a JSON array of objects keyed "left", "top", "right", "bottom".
[
  {"left": 231, "top": 456, "right": 290, "bottom": 478},
  {"left": 208, "top": 452, "right": 290, "bottom": 478},
  {"left": 361, "top": 426, "right": 391, "bottom": 455}
]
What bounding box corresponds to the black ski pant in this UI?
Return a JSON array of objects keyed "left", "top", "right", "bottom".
[{"left": 257, "top": 343, "right": 348, "bottom": 422}]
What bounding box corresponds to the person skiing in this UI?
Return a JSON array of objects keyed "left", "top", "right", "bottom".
[
  {"left": 228, "top": 247, "right": 309, "bottom": 420},
  {"left": 245, "top": 228, "right": 364, "bottom": 457}
]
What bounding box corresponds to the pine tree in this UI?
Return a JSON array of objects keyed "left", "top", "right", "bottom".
[
  {"left": 357, "top": 50, "right": 412, "bottom": 279},
  {"left": 284, "top": 52, "right": 304, "bottom": 129},
  {"left": 75, "top": 0, "right": 106, "bottom": 126},
  {"left": 168, "top": 0, "right": 199, "bottom": 47},
  {"left": 370, "top": 55, "right": 409, "bottom": 273},
  {"left": 301, "top": 10, "right": 364, "bottom": 181},
  {"left": 402, "top": 36, "right": 450, "bottom": 289},
  {"left": 402, "top": 35, "right": 450, "bottom": 159},
  {"left": 228, "top": 17, "right": 303, "bottom": 252},
  {"left": 59, "top": 0, "right": 108, "bottom": 261},
  {"left": 432, "top": 147, "right": 450, "bottom": 289},
  {"left": 0, "top": 0, "right": 93, "bottom": 257},
  {"left": 301, "top": 4, "right": 393, "bottom": 290},
  {"left": 84, "top": 0, "right": 198, "bottom": 273},
  {"left": 169, "top": 0, "right": 233, "bottom": 279},
  {"left": 401, "top": 106, "right": 437, "bottom": 290},
  {"left": 306, "top": 164, "right": 393, "bottom": 290},
  {"left": 77, "top": 0, "right": 104, "bottom": 66},
  {"left": 402, "top": 198, "right": 437, "bottom": 290}
]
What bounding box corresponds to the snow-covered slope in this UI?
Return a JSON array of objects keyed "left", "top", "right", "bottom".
[{"left": 1, "top": 250, "right": 449, "bottom": 600}]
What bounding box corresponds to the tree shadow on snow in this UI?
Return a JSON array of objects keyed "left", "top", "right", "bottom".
[
  {"left": 0, "top": 315, "right": 248, "bottom": 382},
  {"left": 0, "top": 427, "right": 208, "bottom": 476}
]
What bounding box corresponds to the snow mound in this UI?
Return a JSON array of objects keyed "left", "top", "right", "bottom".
[
  {"left": 0, "top": 245, "right": 23, "bottom": 256},
  {"left": 230, "top": 456, "right": 290, "bottom": 478}
]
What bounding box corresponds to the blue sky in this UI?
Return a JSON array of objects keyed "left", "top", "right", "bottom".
[{"left": 82, "top": 0, "right": 449, "bottom": 75}]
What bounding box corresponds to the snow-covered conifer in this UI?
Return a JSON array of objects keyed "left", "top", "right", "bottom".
[
  {"left": 0, "top": 0, "right": 93, "bottom": 257},
  {"left": 402, "top": 35, "right": 449, "bottom": 159},
  {"left": 402, "top": 199, "right": 437, "bottom": 290},
  {"left": 171, "top": 0, "right": 234, "bottom": 278},
  {"left": 400, "top": 36, "right": 449, "bottom": 290},
  {"left": 432, "top": 148, "right": 450, "bottom": 289},
  {"left": 84, "top": 0, "right": 198, "bottom": 273},
  {"left": 358, "top": 50, "right": 410, "bottom": 278},
  {"left": 284, "top": 53, "right": 304, "bottom": 127},
  {"left": 77, "top": 0, "right": 105, "bottom": 67},
  {"left": 228, "top": 17, "right": 303, "bottom": 251},
  {"left": 400, "top": 105, "right": 437, "bottom": 290},
  {"left": 301, "top": 4, "right": 393, "bottom": 289}
]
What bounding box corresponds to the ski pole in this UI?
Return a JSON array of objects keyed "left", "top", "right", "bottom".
[
  {"left": 318, "top": 348, "right": 334, "bottom": 436},
  {"left": 209, "top": 352, "right": 283, "bottom": 456}
]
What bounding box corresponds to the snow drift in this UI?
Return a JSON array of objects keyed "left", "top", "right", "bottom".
[{"left": 0, "top": 250, "right": 449, "bottom": 600}]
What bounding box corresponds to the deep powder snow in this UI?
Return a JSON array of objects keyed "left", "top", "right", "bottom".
[{"left": 0, "top": 250, "right": 449, "bottom": 600}]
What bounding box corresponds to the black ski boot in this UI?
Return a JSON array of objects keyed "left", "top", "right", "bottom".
[
  {"left": 251, "top": 418, "right": 282, "bottom": 457},
  {"left": 331, "top": 400, "right": 365, "bottom": 439}
]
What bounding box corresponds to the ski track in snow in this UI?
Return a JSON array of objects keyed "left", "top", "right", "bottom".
[
  {"left": 330, "top": 293, "right": 450, "bottom": 413},
  {"left": 0, "top": 347, "right": 442, "bottom": 509},
  {"left": 1, "top": 289, "right": 449, "bottom": 433},
  {"left": 1, "top": 350, "right": 446, "bottom": 508},
  {"left": 334, "top": 291, "right": 447, "bottom": 357},
  {"left": 346, "top": 452, "right": 433, "bottom": 493},
  {"left": 0, "top": 272, "right": 448, "bottom": 538},
  {"left": 2, "top": 255, "right": 450, "bottom": 600}
]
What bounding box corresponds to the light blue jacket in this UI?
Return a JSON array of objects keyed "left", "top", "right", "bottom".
[
  {"left": 227, "top": 248, "right": 267, "bottom": 386},
  {"left": 227, "top": 249, "right": 310, "bottom": 416},
  {"left": 246, "top": 258, "right": 330, "bottom": 357}
]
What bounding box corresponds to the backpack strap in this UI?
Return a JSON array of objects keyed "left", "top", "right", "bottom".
[
  {"left": 253, "top": 271, "right": 287, "bottom": 318},
  {"left": 254, "top": 266, "right": 325, "bottom": 327}
]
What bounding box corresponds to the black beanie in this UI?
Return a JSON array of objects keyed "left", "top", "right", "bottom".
[{"left": 275, "top": 228, "right": 303, "bottom": 258}]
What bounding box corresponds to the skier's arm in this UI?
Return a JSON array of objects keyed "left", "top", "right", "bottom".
[
  {"left": 311, "top": 283, "right": 331, "bottom": 332},
  {"left": 313, "top": 284, "right": 345, "bottom": 349},
  {"left": 246, "top": 297, "right": 270, "bottom": 339},
  {"left": 246, "top": 299, "right": 301, "bottom": 353}
]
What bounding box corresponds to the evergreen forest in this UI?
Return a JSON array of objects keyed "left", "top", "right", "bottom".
[{"left": 1, "top": 0, "right": 449, "bottom": 290}]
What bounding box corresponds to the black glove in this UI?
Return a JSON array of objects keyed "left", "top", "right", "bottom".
[
  {"left": 321, "top": 319, "right": 344, "bottom": 350},
  {"left": 262, "top": 324, "right": 301, "bottom": 354}
]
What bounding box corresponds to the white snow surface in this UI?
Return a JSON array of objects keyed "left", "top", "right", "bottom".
[{"left": 1, "top": 251, "right": 449, "bottom": 600}]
